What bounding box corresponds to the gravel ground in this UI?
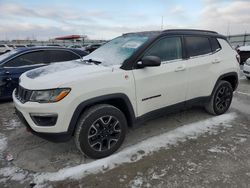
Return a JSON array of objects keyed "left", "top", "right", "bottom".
[{"left": 0, "top": 78, "right": 250, "bottom": 188}]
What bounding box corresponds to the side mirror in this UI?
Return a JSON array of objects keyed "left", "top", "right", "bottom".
[{"left": 137, "top": 56, "right": 161, "bottom": 68}]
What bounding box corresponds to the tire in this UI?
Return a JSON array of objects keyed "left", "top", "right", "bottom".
[
  {"left": 247, "top": 77, "right": 250, "bottom": 80},
  {"left": 74, "top": 104, "right": 127, "bottom": 159},
  {"left": 205, "top": 81, "right": 233, "bottom": 115}
]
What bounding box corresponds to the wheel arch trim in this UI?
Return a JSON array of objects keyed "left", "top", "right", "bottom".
[
  {"left": 212, "top": 72, "right": 239, "bottom": 95},
  {"left": 67, "top": 93, "right": 136, "bottom": 135}
]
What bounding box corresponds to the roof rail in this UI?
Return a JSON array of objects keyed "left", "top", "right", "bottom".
[
  {"left": 163, "top": 29, "right": 218, "bottom": 34},
  {"left": 123, "top": 31, "right": 161, "bottom": 36}
]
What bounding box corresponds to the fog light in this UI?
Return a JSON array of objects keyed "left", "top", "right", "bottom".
[{"left": 30, "top": 113, "right": 58, "bottom": 127}]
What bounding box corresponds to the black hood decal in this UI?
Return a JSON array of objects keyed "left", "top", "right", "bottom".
[{"left": 26, "top": 61, "right": 84, "bottom": 79}]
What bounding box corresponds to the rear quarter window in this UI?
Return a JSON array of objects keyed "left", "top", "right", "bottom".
[
  {"left": 185, "top": 36, "right": 212, "bottom": 57},
  {"left": 210, "top": 38, "right": 221, "bottom": 52}
]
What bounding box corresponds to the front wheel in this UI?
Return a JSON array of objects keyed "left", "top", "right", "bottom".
[
  {"left": 205, "top": 81, "right": 233, "bottom": 115},
  {"left": 74, "top": 104, "right": 127, "bottom": 159},
  {"left": 246, "top": 77, "right": 250, "bottom": 80}
]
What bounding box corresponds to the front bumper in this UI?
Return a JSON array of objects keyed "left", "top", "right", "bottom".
[
  {"left": 13, "top": 89, "right": 75, "bottom": 142},
  {"left": 243, "top": 64, "right": 250, "bottom": 77},
  {"left": 15, "top": 108, "right": 71, "bottom": 142}
]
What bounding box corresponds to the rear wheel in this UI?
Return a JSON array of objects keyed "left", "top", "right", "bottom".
[
  {"left": 247, "top": 77, "right": 250, "bottom": 80},
  {"left": 74, "top": 104, "right": 127, "bottom": 159},
  {"left": 205, "top": 81, "right": 233, "bottom": 115}
]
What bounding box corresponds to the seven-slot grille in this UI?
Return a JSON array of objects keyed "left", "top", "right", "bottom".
[{"left": 15, "top": 86, "right": 32, "bottom": 103}]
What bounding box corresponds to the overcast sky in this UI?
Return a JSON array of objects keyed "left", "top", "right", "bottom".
[{"left": 0, "top": 0, "right": 250, "bottom": 40}]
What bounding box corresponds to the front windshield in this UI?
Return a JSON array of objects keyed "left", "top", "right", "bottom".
[
  {"left": 0, "top": 50, "right": 17, "bottom": 63},
  {"left": 82, "top": 35, "right": 149, "bottom": 66}
]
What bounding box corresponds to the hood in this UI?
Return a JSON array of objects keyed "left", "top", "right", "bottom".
[
  {"left": 20, "top": 60, "right": 111, "bottom": 90},
  {"left": 238, "top": 46, "right": 250, "bottom": 52}
]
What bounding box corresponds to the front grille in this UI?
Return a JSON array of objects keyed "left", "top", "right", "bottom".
[{"left": 15, "top": 86, "right": 32, "bottom": 103}]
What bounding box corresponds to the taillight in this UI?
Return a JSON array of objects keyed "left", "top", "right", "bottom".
[{"left": 236, "top": 54, "right": 240, "bottom": 64}]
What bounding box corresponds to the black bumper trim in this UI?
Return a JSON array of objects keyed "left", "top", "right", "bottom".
[{"left": 15, "top": 108, "right": 72, "bottom": 143}]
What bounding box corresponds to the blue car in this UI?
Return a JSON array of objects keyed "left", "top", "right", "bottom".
[{"left": 0, "top": 47, "right": 88, "bottom": 100}]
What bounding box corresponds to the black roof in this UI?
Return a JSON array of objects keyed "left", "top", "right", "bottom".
[
  {"left": 162, "top": 29, "right": 217, "bottom": 34},
  {"left": 123, "top": 29, "right": 226, "bottom": 39},
  {"left": 123, "top": 31, "right": 161, "bottom": 37}
]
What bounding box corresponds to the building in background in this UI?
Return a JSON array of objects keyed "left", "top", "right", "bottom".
[
  {"left": 54, "top": 35, "right": 86, "bottom": 42},
  {"left": 0, "top": 34, "right": 107, "bottom": 47}
]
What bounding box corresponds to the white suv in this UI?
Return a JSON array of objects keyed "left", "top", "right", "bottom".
[{"left": 13, "top": 30, "right": 240, "bottom": 159}]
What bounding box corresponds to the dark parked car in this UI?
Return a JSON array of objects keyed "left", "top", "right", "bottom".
[
  {"left": 237, "top": 46, "right": 250, "bottom": 65},
  {"left": 85, "top": 44, "right": 102, "bottom": 53},
  {"left": 0, "top": 47, "right": 88, "bottom": 100},
  {"left": 47, "top": 44, "right": 61, "bottom": 47}
]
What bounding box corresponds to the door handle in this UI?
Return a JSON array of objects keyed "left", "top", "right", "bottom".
[
  {"left": 5, "top": 71, "right": 10, "bottom": 75},
  {"left": 212, "top": 59, "right": 221, "bottom": 64},
  {"left": 175, "top": 66, "right": 186, "bottom": 72}
]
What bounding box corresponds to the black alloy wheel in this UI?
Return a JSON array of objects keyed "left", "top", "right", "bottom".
[
  {"left": 88, "top": 116, "right": 122, "bottom": 152},
  {"left": 213, "top": 81, "right": 233, "bottom": 114},
  {"left": 74, "top": 104, "right": 127, "bottom": 159}
]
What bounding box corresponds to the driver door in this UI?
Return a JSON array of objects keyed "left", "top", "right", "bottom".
[{"left": 132, "top": 36, "right": 188, "bottom": 117}]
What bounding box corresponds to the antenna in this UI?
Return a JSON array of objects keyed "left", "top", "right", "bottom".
[
  {"left": 161, "top": 16, "right": 163, "bottom": 30},
  {"left": 243, "top": 30, "right": 247, "bottom": 46},
  {"left": 227, "top": 22, "right": 230, "bottom": 36}
]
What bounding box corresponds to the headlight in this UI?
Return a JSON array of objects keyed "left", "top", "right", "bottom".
[{"left": 30, "top": 88, "right": 71, "bottom": 103}]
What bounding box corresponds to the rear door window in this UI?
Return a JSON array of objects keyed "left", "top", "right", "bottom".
[
  {"left": 185, "top": 36, "right": 212, "bottom": 57},
  {"left": 48, "top": 50, "right": 80, "bottom": 63},
  {"left": 210, "top": 38, "right": 221, "bottom": 52}
]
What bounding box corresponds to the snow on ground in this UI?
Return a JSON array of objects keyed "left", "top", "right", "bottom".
[
  {"left": 240, "top": 76, "right": 246, "bottom": 80},
  {"left": 128, "top": 169, "right": 167, "bottom": 188},
  {"left": 0, "top": 133, "right": 7, "bottom": 158},
  {"left": 2, "top": 118, "right": 21, "bottom": 130},
  {"left": 129, "top": 175, "right": 144, "bottom": 188},
  {"left": 208, "top": 146, "right": 227, "bottom": 153},
  {"left": 236, "top": 91, "right": 250, "bottom": 97},
  {"left": 33, "top": 113, "right": 237, "bottom": 186},
  {"left": 232, "top": 133, "right": 248, "bottom": 144},
  {"left": 0, "top": 166, "right": 29, "bottom": 184}
]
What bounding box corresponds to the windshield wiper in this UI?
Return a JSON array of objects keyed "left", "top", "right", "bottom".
[{"left": 82, "top": 58, "right": 102, "bottom": 65}]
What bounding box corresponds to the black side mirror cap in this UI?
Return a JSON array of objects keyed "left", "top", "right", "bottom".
[{"left": 138, "top": 56, "right": 161, "bottom": 68}]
